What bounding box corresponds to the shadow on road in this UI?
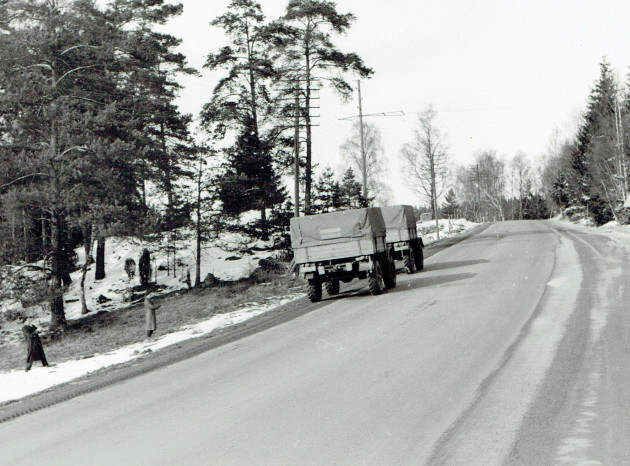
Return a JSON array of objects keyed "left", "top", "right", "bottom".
[
  {"left": 422, "top": 259, "right": 488, "bottom": 272},
  {"left": 393, "top": 272, "right": 477, "bottom": 293},
  {"left": 342, "top": 272, "right": 477, "bottom": 299}
]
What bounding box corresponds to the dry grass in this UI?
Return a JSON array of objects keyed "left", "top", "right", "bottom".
[{"left": 0, "top": 272, "right": 304, "bottom": 372}]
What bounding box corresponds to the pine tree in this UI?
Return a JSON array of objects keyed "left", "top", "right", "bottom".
[
  {"left": 0, "top": 0, "right": 193, "bottom": 326},
  {"left": 269, "top": 0, "right": 373, "bottom": 214},
  {"left": 202, "top": 0, "right": 285, "bottom": 234}
]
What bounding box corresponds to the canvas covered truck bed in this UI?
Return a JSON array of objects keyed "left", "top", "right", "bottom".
[
  {"left": 380, "top": 205, "right": 418, "bottom": 243},
  {"left": 290, "top": 207, "right": 387, "bottom": 264}
]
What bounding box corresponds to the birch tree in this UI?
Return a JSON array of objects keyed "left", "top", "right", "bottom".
[
  {"left": 340, "top": 120, "right": 391, "bottom": 206},
  {"left": 400, "top": 106, "right": 449, "bottom": 237}
]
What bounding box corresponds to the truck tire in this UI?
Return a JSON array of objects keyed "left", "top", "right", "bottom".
[
  {"left": 404, "top": 251, "right": 416, "bottom": 274},
  {"left": 368, "top": 260, "right": 384, "bottom": 295},
  {"left": 325, "top": 279, "right": 340, "bottom": 296},
  {"left": 413, "top": 240, "right": 424, "bottom": 271},
  {"left": 307, "top": 279, "right": 322, "bottom": 302},
  {"left": 382, "top": 255, "right": 397, "bottom": 289}
]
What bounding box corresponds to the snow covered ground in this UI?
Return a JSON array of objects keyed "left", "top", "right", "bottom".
[
  {"left": 417, "top": 218, "right": 480, "bottom": 243},
  {"left": 0, "top": 226, "right": 279, "bottom": 345},
  {"left": 0, "top": 294, "right": 302, "bottom": 405}
]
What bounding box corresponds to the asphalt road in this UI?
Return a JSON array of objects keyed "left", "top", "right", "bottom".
[{"left": 2, "top": 220, "right": 629, "bottom": 465}]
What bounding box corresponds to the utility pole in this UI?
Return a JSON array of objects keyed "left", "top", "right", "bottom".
[
  {"left": 357, "top": 80, "right": 367, "bottom": 200},
  {"left": 273, "top": 76, "right": 320, "bottom": 217},
  {"left": 340, "top": 81, "right": 403, "bottom": 203},
  {"left": 476, "top": 163, "right": 481, "bottom": 223},
  {"left": 294, "top": 79, "right": 300, "bottom": 217}
]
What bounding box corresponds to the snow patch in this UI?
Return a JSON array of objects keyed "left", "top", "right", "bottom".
[{"left": 0, "top": 293, "right": 303, "bottom": 405}]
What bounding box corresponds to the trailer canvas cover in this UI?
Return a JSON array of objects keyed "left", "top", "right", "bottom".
[
  {"left": 380, "top": 205, "right": 417, "bottom": 231},
  {"left": 290, "top": 207, "right": 386, "bottom": 248}
]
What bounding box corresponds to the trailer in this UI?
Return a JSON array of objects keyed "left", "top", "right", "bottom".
[
  {"left": 380, "top": 205, "right": 424, "bottom": 273},
  {"left": 290, "top": 207, "right": 396, "bottom": 302}
]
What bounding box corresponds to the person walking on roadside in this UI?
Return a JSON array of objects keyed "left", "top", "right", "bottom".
[
  {"left": 144, "top": 291, "right": 160, "bottom": 338},
  {"left": 22, "top": 325, "right": 49, "bottom": 371}
]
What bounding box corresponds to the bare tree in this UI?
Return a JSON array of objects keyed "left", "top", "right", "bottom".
[
  {"left": 340, "top": 120, "right": 391, "bottom": 206},
  {"left": 509, "top": 151, "right": 531, "bottom": 219},
  {"left": 400, "top": 106, "right": 448, "bottom": 238},
  {"left": 476, "top": 151, "right": 506, "bottom": 221}
]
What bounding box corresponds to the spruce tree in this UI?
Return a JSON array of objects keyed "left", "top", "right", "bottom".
[
  {"left": 313, "top": 166, "right": 342, "bottom": 213},
  {"left": 557, "top": 59, "right": 618, "bottom": 224},
  {"left": 339, "top": 168, "right": 366, "bottom": 209}
]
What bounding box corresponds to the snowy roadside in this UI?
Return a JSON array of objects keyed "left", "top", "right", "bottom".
[
  {"left": 0, "top": 293, "right": 303, "bottom": 405},
  {"left": 552, "top": 216, "right": 630, "bottom": 252},
  {"left": 0, "top": 217, "right": 480, "bottom": 406},
  {"left": 418, "top": 218, "right": 480, "bottom": 244}
]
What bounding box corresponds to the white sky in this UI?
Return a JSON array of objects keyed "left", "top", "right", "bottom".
[{"left": 166, "top": 0, "right": 630, "bottom": 204}]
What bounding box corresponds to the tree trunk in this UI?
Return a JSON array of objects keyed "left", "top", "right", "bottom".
[
  {"left": 195, "top": 158, "right": 202, "bottom": 287},
  {"left": 260, "top": 204, "right": 269, "bottom": 241},
  {"left": 160, "top": 122, "right": 175, "bottom": 216},
  {"left": 95, "top": 236, "right": 105, "bottom": 280},
  {"left": 83, "top": 223, "right": 93, "bottom": 264},
  {"left": 80, "top": 259, "right": 90, "bottom": 315},
  {"left": 41, "top": 214, "right": 48, "bottom": 249},
  {"left": 50, "top": 211, "right": 66, "bottom": 329}
]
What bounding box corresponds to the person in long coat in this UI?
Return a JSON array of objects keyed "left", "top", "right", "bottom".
[
  {"left": 22, "top": 325, "right": 49, "bottom": 371},
  {"left": 144, "top": 292, "right": 160, "bottom": 338}
]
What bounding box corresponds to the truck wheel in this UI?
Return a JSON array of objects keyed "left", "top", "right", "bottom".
[
  {"left": 416, "top": 247, "right": 424, "bottom": 271},
  {"left": 404, "top": 251, "right": 416, "bottom": 274},
  {"left": 307, "top": 279, "right": 322, "bottom": 302},
  {"left": 413, "top": 240, "right": 424, "bottom": 271},
  {"left": 325, "top": 279, "right": 340, "bottom": 296},
  {"left": 382, "top": 255, "right": 397, "bottom": 289},
  {"left": 368, "top": 261, "right": 384, "bottom": 295}
]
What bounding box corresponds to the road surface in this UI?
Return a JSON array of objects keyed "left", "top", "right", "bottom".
[{"left": 1, "top": 220, "right": 629, "bottom": 465}]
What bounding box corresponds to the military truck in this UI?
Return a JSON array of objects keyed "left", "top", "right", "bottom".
[
  {"left": 290, "top": 207, "right": 397, "bottom": 302},
  {"left": 380, "top": 205, "right": 424, "bottom": 274}
]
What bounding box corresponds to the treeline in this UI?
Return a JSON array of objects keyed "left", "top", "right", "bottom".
[
  {"left": 450, "top": 58, "right": 630, "bottom": 226},
  {"left": 545, "top": 59, "right": 630, "bottom": 226},
  {"left": 448, "top": 150, "right": 550, "bottom": 222},
  {"left": 0, "top": 0, "right": 370, "bottom": 328}
]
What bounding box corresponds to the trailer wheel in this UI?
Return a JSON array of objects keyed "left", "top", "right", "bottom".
[
  {"left": 413, "top": 240, "right": 424, "bottom": 271},
  {"left": 404, "top": 251, "right": 416, "bottom": 274},
  {"left": 307, "top": 279, "right": 322, "bottom": 302},
  {"left": 368, "top": 260, "right": 384, "bottom": 295},
  {"left": 325, "top": 279, "right": 340, "bottom": 296},
  {"left": 382, "top": 255, "right": 397, "bottom": 289}
]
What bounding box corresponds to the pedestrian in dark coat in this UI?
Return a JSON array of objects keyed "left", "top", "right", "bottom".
[
  {"left": 144, "top": 292, "right": 160, "bottom": 338},
  {"left": 22, "top": 325, "right": 49, "bottom": 371}
]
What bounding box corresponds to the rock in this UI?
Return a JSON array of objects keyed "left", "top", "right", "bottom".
[
  {"left": 96, "top": 294, "right": 111, "bottom": 304},
  {"left": 224, "top": 255, "right": 240, "bottom": 261},
  {"left": 202, "top": 273, "right": 217, "bottom": 288}
]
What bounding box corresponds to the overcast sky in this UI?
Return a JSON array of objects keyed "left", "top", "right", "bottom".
[{"left": 166, "top": 0, "right": 630, "bottom": 205}]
